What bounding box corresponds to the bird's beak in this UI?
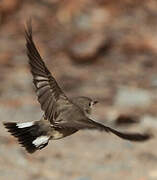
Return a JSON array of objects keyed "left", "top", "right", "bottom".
[{"left": 93, "top": 100, "right": 98, "bottom": 105}]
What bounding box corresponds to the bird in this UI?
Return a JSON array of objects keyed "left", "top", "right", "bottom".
[{"left": 3, "top": 21, "right": 152, "bottom": 153}]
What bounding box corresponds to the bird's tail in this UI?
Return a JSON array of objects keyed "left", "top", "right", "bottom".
[{"left": 3, "top": 121, "right": 51, "bottom": 153}]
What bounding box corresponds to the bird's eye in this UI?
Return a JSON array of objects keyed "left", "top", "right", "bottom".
[{"left": 89, "top": 103, "right": 91, "bottom": 106}]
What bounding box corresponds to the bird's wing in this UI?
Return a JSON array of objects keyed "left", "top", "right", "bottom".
[
  {"left": 54, "top": 118, "right": 152, "bottom": 142},
  {"left": 25, "top": 21, "right": 70, "bottom": 123}
]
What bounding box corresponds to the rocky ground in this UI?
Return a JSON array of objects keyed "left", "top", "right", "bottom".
[{"left": 1, "top": 0, "right": 157, "bottom": 180}]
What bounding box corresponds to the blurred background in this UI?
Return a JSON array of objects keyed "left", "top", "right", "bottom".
[{"left": 0, "top": 0, "right": 157, "bottom": 180}]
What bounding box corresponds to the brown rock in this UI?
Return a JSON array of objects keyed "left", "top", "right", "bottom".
[
  {"left": 0, "top": 51, "right": 13, "bottom": 67},
  {"left": 0, "top": 0, "right": 20, "bottom": 14},
  {"left": 115, "top": 114, "right": 139, "bottom": 126},
  {"left": 67, "top": 32, "right": 110, "bottom": 63}
]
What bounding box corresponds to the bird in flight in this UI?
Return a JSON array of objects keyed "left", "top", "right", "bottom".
[{"left": 3, "top": 21, "right": 152, "bottom": 153}]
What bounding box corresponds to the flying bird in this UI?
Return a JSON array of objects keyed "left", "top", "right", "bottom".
[{"left": 3, "top": 22, "right": 152, "bottom": 153}]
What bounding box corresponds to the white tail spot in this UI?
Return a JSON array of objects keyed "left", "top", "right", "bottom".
[
  {"left": 32, "top": 136, "right": 49, "bottom": 147},
  {"left": 17, "top": 122, "right": 34, "bottom": 128}
]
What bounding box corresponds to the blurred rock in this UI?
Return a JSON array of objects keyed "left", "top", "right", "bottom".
[
  {"left": 115, "top": 114, "right": 139, "bottom": 126},
  {"left": 0, "top": 0, "right": 21, "bottom": 24},
  {"left": 75, "top": 177, "right": 91, "bottom": 180},
  {"left": 67, "top": 32, "right": 109, "bottom": 63},
  {"left": 151, "top": 75, "right": 157, "bottom": 88},
  {"left": 60, "top": 75, "right": 84, "bottom": 91},
  {"left": 0, "top": 0, "right": 20, "bottom": 15},
  {"left": 0, "top": 0, "right": 20, "bottom": 13},
  {"left": 138, "top": 152, "right": 157, "bottom": 163},
  {"left": 115, "top": 87, "right": 153, "bottom": 107},
  {"left": 0, "top": 51, "right": 13, "bottom": 67},
  {"left": 57, "top": 0, "right": 89, "bottom": 24},
  {"left": 149, "top": 170, "right": 157, "bottom": 179},
  {"left": 65, "top": 6, "right": 111, "bottom": 63},
  {"left": 141, "top": 115, "right": 157, "bottom": 128}
]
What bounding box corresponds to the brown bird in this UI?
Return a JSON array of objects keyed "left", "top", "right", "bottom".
[{"left": 3, "top": 21, "right": 152, "bottom": 153}]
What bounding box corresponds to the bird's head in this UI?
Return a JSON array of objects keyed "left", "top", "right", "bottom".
[{"left": 70, "top": 96, "right": 98, "bottom": 116}]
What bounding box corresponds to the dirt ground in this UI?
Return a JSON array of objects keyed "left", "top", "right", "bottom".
[{"left": 1, "top": 1, "right": 157, "bottom": 180}]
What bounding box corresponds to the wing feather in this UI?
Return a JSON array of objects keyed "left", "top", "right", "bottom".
[
  {"left": 55, "top": 118, "right": 152, "bottom": 142},
  {"left": 25, "top": 21, "right": 69, "bottom": 123}
]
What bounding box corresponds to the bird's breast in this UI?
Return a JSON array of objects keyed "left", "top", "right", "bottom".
[
  {"left": 51, "top": 128, "right": 78, "bottom": 140},
  {"left": 52, "top": 130, "right": 64, "bottom": 140}
]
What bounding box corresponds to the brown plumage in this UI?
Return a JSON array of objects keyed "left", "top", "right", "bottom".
[{"left": 3, "top": 21, "right": 152, "bottom": 153}]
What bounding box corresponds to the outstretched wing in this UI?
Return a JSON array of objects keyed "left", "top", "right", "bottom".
[
  {"left": 25, "top": 21, "right": 69, "bottom": 123},
  {"left": 54, "top": 118, "right": 152, "bottom": 142}
]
